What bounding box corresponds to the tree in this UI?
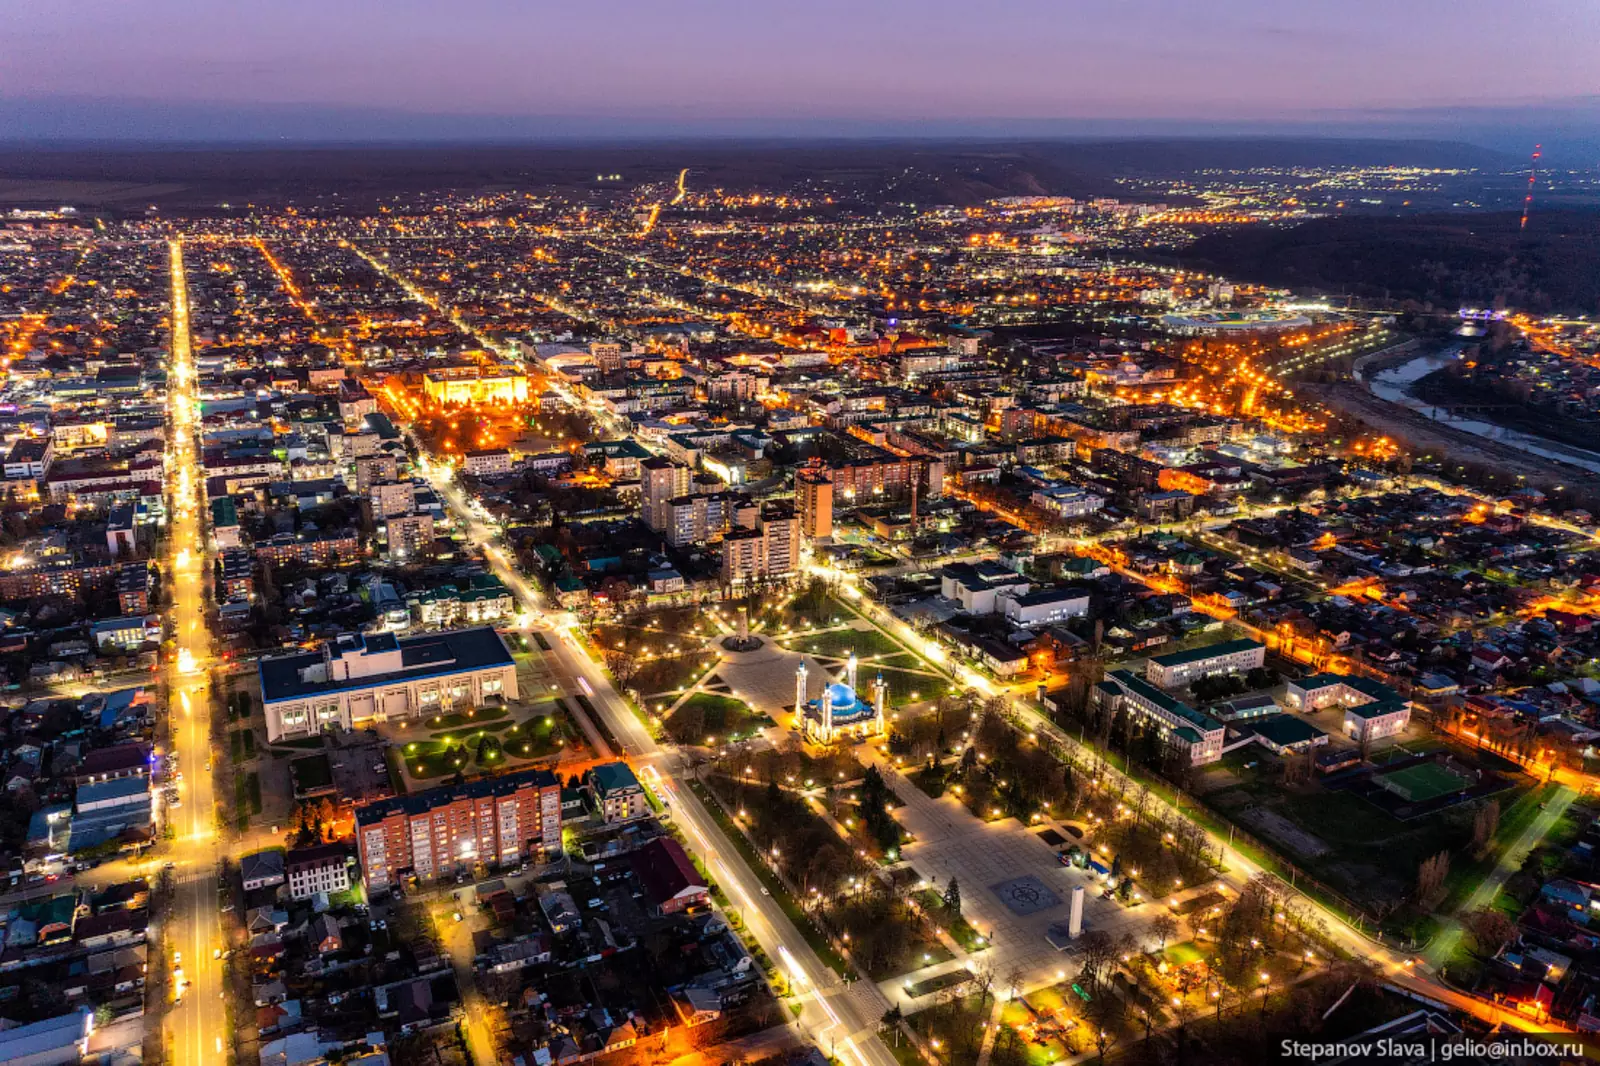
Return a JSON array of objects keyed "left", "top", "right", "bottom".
[
  {"left": 1471, "top": 799, "right": 1501, "bottom": 858},
  {"left": 944, "top": 877, "right": 962, "bottom": 916},
  {"left": 1465, "top": 908, "right": 1518, "bottom": 956},
  {"left": 1150, "top": 912, "right": 1178, "bottom": 951},
  {"left": 880, "top": 1006, "right": 904, "bottom": 1047},
  {"left": 602, "top": 646, "right": 640, "bottom": 691},
  {"left": 1416, "top": 850, "right": 1451, "bottom": 908},
  {"left": 1078, "top": 929, "right": 1116, "bottom": 991}
]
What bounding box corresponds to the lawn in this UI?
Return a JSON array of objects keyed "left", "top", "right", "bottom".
[
  {"left": 874, "top": 667, "right": 944, "bottom": 708},
  {"left": 664, "top": 692, "right": 773, "bottom": 745},
  {"left": 785, "top": 625, "right": 909, "bottom": 663},
  {"left": 406, "top": 705, "right": 570, "bottom": 776},
  {"left": 910, "top": 764, "right": 948, "bottom": 799},
  {"left": 419, "top": 705, "right": 509, "bottom": 731},
  {"left": 914, "top": 888, "right": 987, "bottom": 952},
  {"left": 403, "top": 741, "right": 474, "bottom": 779}
]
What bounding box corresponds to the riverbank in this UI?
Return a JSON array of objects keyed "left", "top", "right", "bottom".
[{"left": 1310, "top": 377, "right": 1600, "bottom": 500}]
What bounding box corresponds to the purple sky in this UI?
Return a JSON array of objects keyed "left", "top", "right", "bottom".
[{"left": 7, "top": 0, "right": 1596, "bottom": 122}]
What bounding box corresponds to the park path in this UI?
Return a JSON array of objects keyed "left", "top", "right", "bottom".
[
  {"left": 975, "top": 995, "right": 1006, "bottom": 1066},
  {"left": 1423, "top": 785, "right": 1575, "bottom": 969}
]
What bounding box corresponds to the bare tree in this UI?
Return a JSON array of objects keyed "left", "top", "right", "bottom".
[
  {"left": 1150, "top": 913, "right": 1178, "bottom": 952},
  {"left": 1471, "top": 800, "right": 1501, "bottom": 858},
  {"left": 1078, "top": 930, "right": 1116, "bottom": 991},
  {"left": 1416, "top": 851, "right": 1451, "bottom": 908}
]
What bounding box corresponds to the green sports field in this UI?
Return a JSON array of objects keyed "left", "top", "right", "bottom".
[{"left": 1381, "top": 761, "right": 1472, "bottom": 802}]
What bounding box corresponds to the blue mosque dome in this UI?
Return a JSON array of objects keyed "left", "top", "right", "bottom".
[{"left": 825, "top": 681, "right": 855, "bottom": 707}]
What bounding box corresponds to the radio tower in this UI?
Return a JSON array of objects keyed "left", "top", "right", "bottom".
[{"left": 1520, "top": 144, "right": 1542, "bottom": 231}]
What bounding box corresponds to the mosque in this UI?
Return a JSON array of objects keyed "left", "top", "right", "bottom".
[{"left": 796, "top": 652, "right": 887, "bottom": 745}]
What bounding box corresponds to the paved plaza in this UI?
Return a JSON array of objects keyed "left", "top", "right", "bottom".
[
  {"left": 873, "top": 756, "right": 1154, "bottom": 1002},
  {"left": 990, "top": 875, "right": 1063, "bottom": 917}
]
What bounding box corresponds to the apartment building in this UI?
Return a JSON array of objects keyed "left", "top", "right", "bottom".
[
  {"left": 641, "top": 457, "right": 692, "bottom": 533},
  {"left": 796, "top": 468, "right": 833, "bottom": 540},
  {"left": 356, "top": 767, "right": 561, "bottom": 889}
]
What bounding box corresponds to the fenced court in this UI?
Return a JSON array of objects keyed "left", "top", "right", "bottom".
[{"left": 1377, "top": 759, "right": 1476, "bottom": 802}]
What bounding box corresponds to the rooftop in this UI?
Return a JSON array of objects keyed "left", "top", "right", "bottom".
[
  {"left": 259, "top": 626, "right": 513, "bottom": 704},
  {"left": 1108, "top": 668, "right": 1222, "bottom": 735},
  {"left": 356, "top": 766, "right": 559, "bottom": 828},
  {"left": 1148, "top": 637, "right": 1264, "bottom": 669}
]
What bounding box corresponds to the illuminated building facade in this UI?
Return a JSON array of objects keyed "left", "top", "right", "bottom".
[
  {"left": 796, "top": 468, "right": 833, "bottom": 540},
  {"left": 797, "top": 654, "right": 886, "bottom": 744},
  {"left": 356, "top": 766, "right": 561, "bottom": 888},
  {"left": 422, "top": 366, "right": 530, "bottom": 406}
]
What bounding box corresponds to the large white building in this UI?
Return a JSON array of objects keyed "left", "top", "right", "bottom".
[
  {"left": 1097, "top": 669, "right": 1225, "bottom": 765},
  {"left": 1029, "top": 485, "right": 1106, "bottom": 520},
  {"left": 1286, "top": 673, "right": 1412, "bottom": 744},
  {"left": 997, "top": 587, "right": 1090, "bottom": 627},
  {"left": 259, "top": 627, "right": 518, "bottom": 742},
  {"left": 940, "top": 561, "right": 1030, "bottom": 615},
  {"left": 1145, "top": 638, "right": 1265, "bottom": 689}
]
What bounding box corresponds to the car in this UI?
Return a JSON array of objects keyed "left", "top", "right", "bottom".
[
  {"left": 452, "top": 911, "right": 463, "bottom": 922},
  {"left": 205, "top": 761, "right": 212, "bottom": 772},
  {"left": 759, "top": 886, "right": 770, "bottom": 896},
  {"left": 163, "top": 861, "right": 175, "bottom": 870},
  {"left": 212, "top": 948, "right": 221, "bottom": 960}
]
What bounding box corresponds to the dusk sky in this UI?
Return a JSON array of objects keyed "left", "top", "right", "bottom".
[{"left": 5, "top": 0, "right": 1597, "bottom": 134}]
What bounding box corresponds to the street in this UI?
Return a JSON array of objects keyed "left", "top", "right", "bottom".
[{"left": 165, "top": 239, "right": 226, "bottom": 1066}]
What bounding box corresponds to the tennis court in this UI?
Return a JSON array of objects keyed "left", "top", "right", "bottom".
[{"left": 1378, "top": 761, "right": 1472, "bottom": 802}]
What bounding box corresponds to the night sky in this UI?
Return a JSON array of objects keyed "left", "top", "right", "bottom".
[{"left": 5, "top": 0, "right": 1597, "bottom": 136}]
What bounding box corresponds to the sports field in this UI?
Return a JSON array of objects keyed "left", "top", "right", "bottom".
[{"left": 1380, "top": 761, "right": 1472, "bottom": 802}]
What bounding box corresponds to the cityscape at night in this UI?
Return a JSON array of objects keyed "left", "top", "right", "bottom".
[{"left": 1, "top": 4, "right": 1599, "bottom": 1066}]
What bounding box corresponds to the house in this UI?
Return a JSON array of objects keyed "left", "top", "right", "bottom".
[
  {"left": 586, "top": 762, "right": 648, "bottom": 824},
  {"left": 247, "top": 907, "right": 289, "bottom": 935},
  {"left": 312, "top": 913, "right": 342, "bottom": 955},
  {"left": 241, "top": 849, "right": 286, "bottom": 891},
  {"left": 1539, "top": 878, "right": 1591, "bottom": 922},
  {"left": 628, "top": 837, "right": 708, "bottom": 915},
  {"left": 673, "top": 986, "right": 723, "bottom": 1027},
  {"left": 1506, "top": 979, "right": 1554, "bottom": 1020}
]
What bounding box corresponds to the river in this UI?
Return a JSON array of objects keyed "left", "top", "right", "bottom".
[{"left": 1359, "top": 348, "right": 1600, "bottom": 476}]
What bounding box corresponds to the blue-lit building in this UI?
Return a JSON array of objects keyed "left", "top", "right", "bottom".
[{"left": 797, "top": 653, "right": 887, "bottom": 745}]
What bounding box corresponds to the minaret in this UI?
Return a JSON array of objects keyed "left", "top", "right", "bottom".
[
  {"left": 872, "top": 672, "right": 888, "bottom": 733},
  {"left": 795, "top": 662, "right": 808, "bottom": 716},
  {"left": 821, "top": 684, "right": 834, "bottom": 743},
  {"left": 846, "top": 651, "right": 858, "bottom": 695}
]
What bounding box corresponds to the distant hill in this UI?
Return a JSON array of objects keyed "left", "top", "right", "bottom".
[{"left": 1183, "top": 209, "right": 1600, "bottom": 316}]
